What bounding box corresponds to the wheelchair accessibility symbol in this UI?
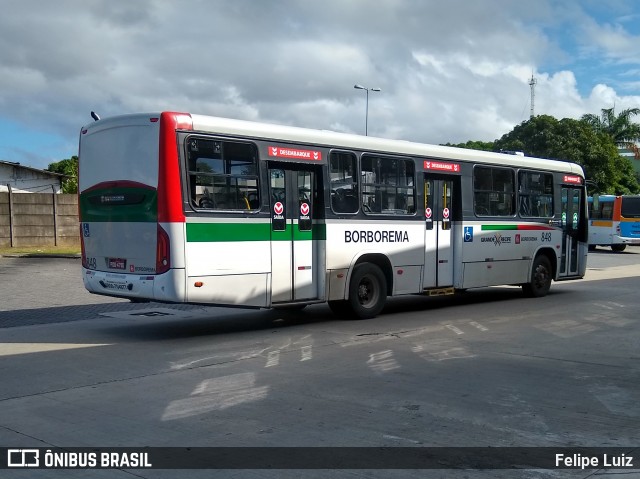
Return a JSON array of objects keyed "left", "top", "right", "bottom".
[{"left": 464, "top": 226, "right": 473, "bottom": 242}]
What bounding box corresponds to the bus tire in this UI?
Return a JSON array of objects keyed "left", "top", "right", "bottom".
[
  {"left": 522, "top": 255, "right": 552, "bottom": 298},
  {"left": 347, "top": 263, "right": 387, "bottom": 319},
  {"left": 611, "top": 244, "right": 626, "bottom": 252}
]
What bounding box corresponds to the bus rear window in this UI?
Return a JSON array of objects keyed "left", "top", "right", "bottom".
[{"left": 621, "top": 196, "right": 640, "bottom": 218}]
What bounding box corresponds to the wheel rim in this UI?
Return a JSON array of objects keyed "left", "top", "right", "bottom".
[{"left": 357, "top": 275, "right": 379, "bottom": 308}]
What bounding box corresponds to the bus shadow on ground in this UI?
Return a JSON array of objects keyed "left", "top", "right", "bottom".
[
  {"left": 98, "top": 286, "right": 548, "bottom": 341},
  {"left": 0, "top": 286, "right": 568, "bottom": 338},
  {"left": 0, "top": 302, "right": 140, "bottom": 329},
  {"left": 99, "top": 307, "right": 324, "bottom": 341}
]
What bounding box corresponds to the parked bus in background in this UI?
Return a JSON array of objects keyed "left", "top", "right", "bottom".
[
  {"left": 78, "top": 112, "right": 588, "bottom": 319},
  {"left": 588, "top": 195, "right": 640, "bottom": 252}
]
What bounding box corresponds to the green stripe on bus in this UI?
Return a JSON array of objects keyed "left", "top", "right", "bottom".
[
  {"left": 481, "top": 225, "right": 518, "bottom": 231},
  {"left": 79, "top": 188, "right": 158, "bottom": 223},
  {"left": 187, "top": 222, "right": 270, "bottom": 242},
  {"left": 186, "top": 222, "right": 326, "bottom": 242}
]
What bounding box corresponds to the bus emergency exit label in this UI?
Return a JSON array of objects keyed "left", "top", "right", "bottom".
[{"left": 268, "top": 146, "right": 322, "bottom": 161}]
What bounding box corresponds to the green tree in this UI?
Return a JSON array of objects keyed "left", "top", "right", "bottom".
[
  {"left": 47, "top": 156, "right": 78, "bottom": 194},
  {"left": 494, "top": 115, "right": 639, "bottom": 195},
  {"left": 440, "top": 140, "right": 495, "bottom": 152},
  {"left": 581, "top": 107, "right": 640, "bottom": 150}
]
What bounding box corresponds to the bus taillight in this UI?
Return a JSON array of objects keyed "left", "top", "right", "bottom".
[
  {"left": 80, "top": 224, "right": 88, "bottom": 269},
  {"left": 156, "top": 224, "right": 170, "bottom": 274}
]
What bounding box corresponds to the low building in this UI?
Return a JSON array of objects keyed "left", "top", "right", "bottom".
[{"left": 0, "top": 160, "right": 66, "bottom": 193}]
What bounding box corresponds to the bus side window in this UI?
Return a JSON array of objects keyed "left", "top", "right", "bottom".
[
  {"left": 474, "top": 166, "right": 515, "bottom": 217},
  {"left": 187, "top": 137, "right": 259, "bottom": 211},
  {"left": 329, "top": 151, "right": 359, "bottom": 214},
  {"left": 361, "top": 155, "right": 415, "bottom": 215},
  {"left": 518, "top": 171, "right": 553, "bottom": 218}
]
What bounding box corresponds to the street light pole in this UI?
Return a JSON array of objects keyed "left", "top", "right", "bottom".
[{"left": 354, "top": 84, "right": 381, "bottom": 136}]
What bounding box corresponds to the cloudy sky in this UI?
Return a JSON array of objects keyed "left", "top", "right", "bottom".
[{"left": 1, "top": 0, "right": 640, "bottom": 170}]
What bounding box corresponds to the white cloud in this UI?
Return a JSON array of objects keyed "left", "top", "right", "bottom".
[
  {"left": 1, "top": 0, "right": 640, "bottom": 168},
  {"left": 581, "top": 18, "right": 640, "bottom": 64}
]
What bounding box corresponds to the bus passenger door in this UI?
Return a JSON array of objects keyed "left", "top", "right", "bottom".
[
  {"left": 559, "top": 186, "right": 583, "bottom": 277},
  {"left": 269, "top": 166, "right": 320, "bottom": 303},
  {"left": 423, "top": 175, "right": 454, "bottom": 289}
]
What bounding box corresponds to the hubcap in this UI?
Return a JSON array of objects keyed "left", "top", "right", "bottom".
[
  {"left": 358, "top": 276, "right": 377, "bottom": 307},
  {"left": 534, "top": 265, "right": 548, "bottom": 288}
]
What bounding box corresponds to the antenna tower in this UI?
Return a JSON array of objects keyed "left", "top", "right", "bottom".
[{"left": 529, "top": 74, "right": 537, "bottom": 118}]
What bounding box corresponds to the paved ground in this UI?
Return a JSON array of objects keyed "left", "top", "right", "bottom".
[
  {"left": 0, "top": 257, "right": 204, "bottom": 328},
  {"left": 0, "top": 251, "right": 639, "bottom": 478}
]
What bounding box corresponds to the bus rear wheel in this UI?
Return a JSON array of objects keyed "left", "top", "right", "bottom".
[
  {"left": 347, "top": 263, "right": 387, "bottom": 319},
  {"left": 522, "top": 255, "right": 552, "bottom": 298}
]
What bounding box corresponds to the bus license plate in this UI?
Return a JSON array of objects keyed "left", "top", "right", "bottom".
[{"left": 108, "top": 258, "right": 127, "bottom": 270}]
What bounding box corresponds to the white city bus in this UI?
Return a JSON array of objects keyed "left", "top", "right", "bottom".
[
  {"left": 588, "top": 195, "right": 640, "bottom": 252},
  {"left": 78, "top": 112, "right": 588, "bottom": 319}
]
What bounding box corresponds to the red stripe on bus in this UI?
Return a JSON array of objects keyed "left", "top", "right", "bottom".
[
  {"left": 158, "top": 112, "right": 193, "bottom": 223},
  {"left": 517, "top": 225, "right": 554, "bottom": 230}
]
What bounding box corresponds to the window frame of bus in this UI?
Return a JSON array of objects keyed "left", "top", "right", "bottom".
[
  {"left": 473, "top": 165, "right": 516, "bottom": 217},
  {"left": 360, "top": 154, "right": 416, "bottom": 216},
  {"left": 329, "top": 151, "right": 359, "bottom": 214},
  {"left": 186, "top": 136, "right": 260, "bottom": 212},
  {"left": 517, "top": 170, "right": 554, "bottom": 218}
]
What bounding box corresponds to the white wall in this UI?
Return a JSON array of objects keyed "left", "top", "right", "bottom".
[{"left": 0, "top": 163, "right": 63, "bottom": 193}]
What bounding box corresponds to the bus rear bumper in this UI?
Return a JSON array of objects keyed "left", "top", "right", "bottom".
[{"left": 82, "top": 268, "right": 186, "bottom": 302}]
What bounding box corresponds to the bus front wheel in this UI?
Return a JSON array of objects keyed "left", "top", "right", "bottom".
[
  {"left": 347, "top": 263, "right": 387, "bottom": 319},
  {"left": 611, "top": 244, "right": 627, "bottom": 252},
  {"left": 523, "top": 255, "right": 552, "bottom": 298}
]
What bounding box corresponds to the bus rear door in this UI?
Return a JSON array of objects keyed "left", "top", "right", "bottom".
[{"left": 269, "top": 165, "right": 322, "bottom": 303}]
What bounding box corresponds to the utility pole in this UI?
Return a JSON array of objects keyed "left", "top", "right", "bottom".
[{"left": 529, "top": 74, "right": 537, "bottom": 119}]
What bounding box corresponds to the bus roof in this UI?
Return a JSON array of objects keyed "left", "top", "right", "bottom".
[
  {"left": 82, "top": 112, "right": 585, "bottom": 177},
  {"left": 191, "top": 114, "right": 584, "bottom": 176}
]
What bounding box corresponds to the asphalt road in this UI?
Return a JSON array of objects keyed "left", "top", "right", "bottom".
[{"left": 0, "top": 249, "right": 639, "bottom": 478}]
